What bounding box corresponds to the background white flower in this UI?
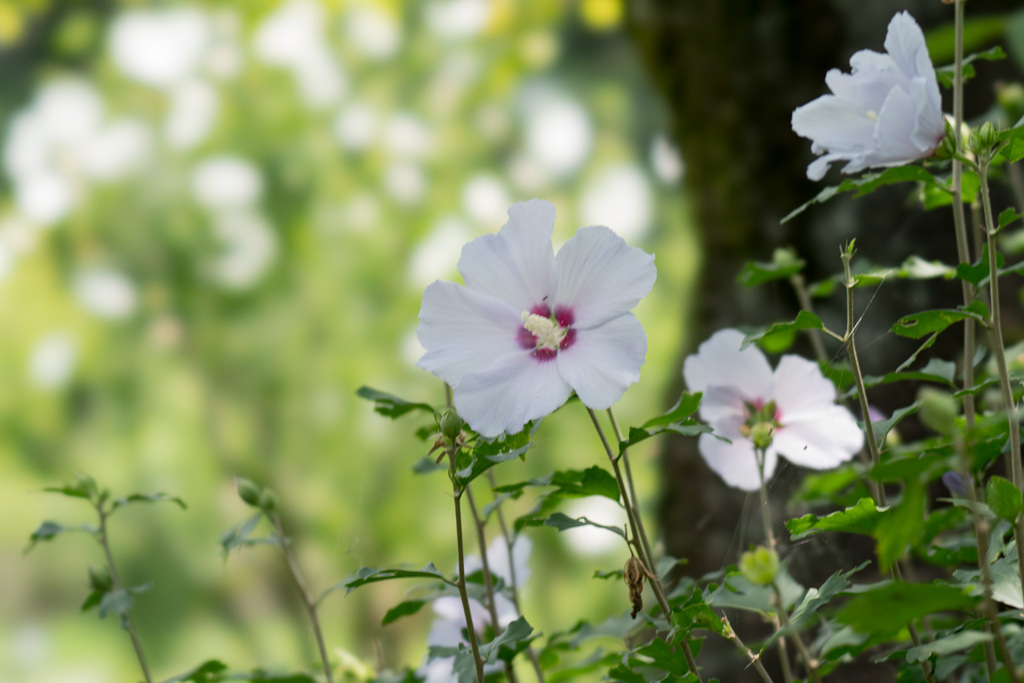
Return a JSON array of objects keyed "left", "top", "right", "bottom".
[
  {"left": 683, "top": 329, "right": 863, "bottom": 490},
  {"left": 417, "top": 199, "right": 656, "bottom": 437},
  {"left": 418, "top": 536, "right": 531, "bottom": 683},
  {"left": 791, "top": 11, "right": 944, "bottom": 181}
]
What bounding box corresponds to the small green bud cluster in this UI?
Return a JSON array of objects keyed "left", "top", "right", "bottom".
[
  {"left": 967, "top": 121, "right": 999, "bottom": 156},
  {"left": 236, "top": 477, "right": 277, "bottom": 513},
  {"left": 437, "top": 408, "right": 464, "bottom": 441},
  {"left": 739, "top": 546, "right": 780, "bottom": 586}
]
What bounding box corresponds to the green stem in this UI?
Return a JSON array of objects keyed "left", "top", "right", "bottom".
[
  {"left": 978, "top": 160, "right": 1024, "bottom": 605},
  {"left": 770, "top": 579, "right": 821, "bottom": 683},
  {"left": 585, "top": 407, "right": 702, "bottom": 682},
  {"left": 97, "top": 505, "right": 153, "bottom": 683},
  {"left": 449, "top": 444, "right": 485, "bottom": 683},
  {"left": 465, "top": 486, "right": 519, "bottom": 683},
  {"left": 721, "top": 613, "right": 776, "bottom": 683},
  {"left": 755, "top": 449, "right": 794, "bottom": 682},
  {"left": 486, "top": 470, "right": 546, "bottom": 683},
  {"left": 269, "top": 513, "right": 334, "bottom": 683}
]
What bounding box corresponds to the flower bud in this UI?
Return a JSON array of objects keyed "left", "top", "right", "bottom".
[
  {"left": 739, "top": 546, "right": 779, "bottom": 586},
  {"left": 936, "top": 119, "right": 957, "bottom": 160},
  {"left": 916, "top": 387, "right": 959, "bottom": 435},
  {"left": 237, "top": 477, "right": 262, "bottom": 507},
  {"left": 978, "top": 121, "right": 998, "bottom": 150},
  {"left": 257, "top": 489, "right": 277, "bottom": 513},
  {"left": 88, "top": 565, "right": 112, "bottom": 592},
  {"left": 437, "top": 409, "right": 464, "bottom": 441}
]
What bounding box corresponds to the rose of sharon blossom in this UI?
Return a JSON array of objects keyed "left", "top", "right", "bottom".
[
  {"left": 417, "top": 199, "right": 656, "bottom": 437},
  {"left": 683, "top": 329, "right": 863, "bottom": 490},
  {"left": 418, "top": 536, "right": 531, "bottom": 683},
  {"left": 791, "top": 11, "right": 944, "bottom": 181}
]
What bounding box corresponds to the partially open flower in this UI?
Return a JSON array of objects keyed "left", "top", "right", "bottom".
[
  {"left": 683, "top": 329, "right": 863, "bottom": 491},
  {"left": 791, "top": 11, "right": 944, "bottom": 181},
  {"left": 417, "top": 199, "right": 656, "bottom": 437}
]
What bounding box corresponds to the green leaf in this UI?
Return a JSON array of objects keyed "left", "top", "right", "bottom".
[
  {"left": 934, "top": 45, "right": 1007, "bottom": 88},
  {"left": 24, "top": 520, "right": 96, "bottom": 554},
  {"left": 219, "top": 513, "right": 265, "bottom": 556},
  {"left": 382, "top": 600, "right": 428, "bottom": 626},
  {"left": 322, "top": 562, "right": 454, "bottom": 602},
  {"left": 786, "top": 498, "right": 889, "bottom": 541},
  {"left": 891, "top": 304, "right": 988, "bottom": 339},
  {"left": 671, "top": 588, "right": 727, "bottom": 637},
  {"left": 741, "top": 311, "right": 826, "bottom": 348},
  {"left": 43, "top": 475, "right": 99, "bottom": 501},
  {"left": 642, "top": 392, "right": 702, "bottom": 430},
  {"left": 874, "top": 481, "right": 926, "bottom": 570},
  {"left": 160, "top": 659, "right": 229, "bottom": 683},
  {"left": 736, "top": 249, "right": 805, "bottom": 287},
  {"left": 870, "top": 402, "right": 922, "bottom": 449},
  {"left": 860, "top": 357, "right": 957, "bottom": 391},
  {"left": 454, "top": 423, "right": 536, "bottom": 488},
  {"left": 97, "top": 588, "right": 133, "bottom": 620},
  {"left": 537, "top": 512, "right": 625, "bottom": 538},
  {"left": 706, "top": 566, "right": 803, "bottom": 615},
  {"left": 906, "top": 629, "right": 993, "bottom": 663},
  {"left": 985, "top": 476, "right": 1023, "bottom": 522},
  {"left": 355, "top": 386, "right": 436, "bottom": 419},
  {"left": 110, "top": 492, "right": 187, "bottom": 512},
  {"left": 762, "top": 562, "right": 870, "bottom": 652},
  {"left": 999, "top": 208, "right": 1023, "bottom": 231},
  {"left": 836, "top": 583, "right": 979, "bottom": 637},
  {"left": 80, "top": 590, "right": 104, "bottom": 613},
  {"left": 480, "top": 615, "right": 533, "bottom": 662},
  {"left": 783, "top": 166, "right": 941, "bottom": 223}
]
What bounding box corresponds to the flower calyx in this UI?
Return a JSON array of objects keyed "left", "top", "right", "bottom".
[{"left": 740, "top": 400, "right": 780, "bottom": 450}]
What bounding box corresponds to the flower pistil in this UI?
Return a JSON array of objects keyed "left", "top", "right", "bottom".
[{"left": 518, "top": 305, "right": 576, "bottom": 361}]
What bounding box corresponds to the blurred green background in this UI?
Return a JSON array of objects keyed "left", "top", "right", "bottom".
[{"left": 1, "top": 0, "right": 697, "bottom": 680}]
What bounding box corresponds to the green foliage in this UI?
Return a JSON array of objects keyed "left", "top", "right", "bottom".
[
  {"left": 786, "top": 498, "right": 889, "bottom": 541},
  {"left": 836, "top": 583, "right": 979, "bottom": 638},
  {"left": 985, "top": 476, "right": 1024, "bottom": 521},
  {"left": 783, "top": 166, "right": 944, "bottom": 223},
  {"left": 356, "top": 386, "right": 437, "bottom": 420},
  {"left": 328, "top": 563, "right": 454, "bottom": 600},
  {"left": 890, "top": 302, "right": 989, "bottom": 340},
  {"left": 741, "top": 311, "right": 827, "bottom": 347},
  {"left": 736, "top": 248, "right": 805, "bottom": 287},
  {"left": 762, "top": 562, "right": 869, "bottom": 652}
]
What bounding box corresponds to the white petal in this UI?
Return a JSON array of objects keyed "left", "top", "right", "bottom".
[
  {"left": 683, "top": 329, "right": 773, "bottom": 405},
  {"left": 455, "top": 353, "right": 572, "bottom": 437},
  {"left": 553, "top": 225, "right": 655, "bottom": 328},
  {"left": 771, "top": 355, "right": 837, "bottom": 422},
  {"left": 555, "top": 313, "right": 646, "bottom": 409},
  {"left": 806, "top": 152, "right": 860, "bottom": 181},
  {"left": 416, "top": 280, "right": 522, "bottom": 386},
  {"left": 696, "top": 433, "right": 777, "bottom": 492},
  {"left": 458, "top": 199, "right": 558, "bottom": 312},
  {"left": 699, "top": 384, "right": 748, "bottom": 432},
  {"left": 909, "top": 76, "right": 945, "bottom": 154},
  {"left": 884, "top": 12, "right": 930, "bottom": 81},
  {"left": 791, "top": 95, "right": 876, "bottom": 154},
  {"left": 773, "top": 405, "right": 863, "bottom": 470},
  {"left": 825, "top": 59, "right": 902, "bottom": 114},
  {"left": 870, "top": 85, "right": 923, "bottom": 162}
]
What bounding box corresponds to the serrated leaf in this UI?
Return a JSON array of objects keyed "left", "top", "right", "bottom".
[
  {"left": 762, "top": 562, "right": 870, "bottom": 651},
  {"left": 538, "top": 512, "right": 625, "bottom": 538},
  {"left": 706, "top": 566, "right": 803, "bottom": 615},
  {"left": 874, "top": 481, "right": 926, "bottom": 570},
  {"left": 836, "top": 583, "right": 979, "bottom": 637},
  {"left": 985, "top": 476, "right": 1023, "bottom": 522},
  {"left": 356, "top": 386, "right": 435, "bottom": 419},
  {"left": 111, "top": 492, "right": 187, "bottom": 512},
  {"left": 642, "top": 392, "right": 702, "bottom": 429},
  {"left": 786, "top": 498, "right": 889, "bottom": 541},
  {"left": 671, "top": 588, "right": 726, "bottom": 637},
  {"left": 999, "top": 208, "right": 1023, "bottom": 231},
  {"left": 783, "top": 166, "right": 942, "bottom": 223},
  {"left": 382, "top": 600, "right": 427, "bottom": 626}
]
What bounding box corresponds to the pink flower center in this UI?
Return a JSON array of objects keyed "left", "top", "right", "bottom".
[{"left": 517, "top": 304, "right": 576, "bottom": 362}]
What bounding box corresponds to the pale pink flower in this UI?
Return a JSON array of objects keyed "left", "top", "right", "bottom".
[{"left": 683, "top": 329, "right": 863, "bottom": 490}]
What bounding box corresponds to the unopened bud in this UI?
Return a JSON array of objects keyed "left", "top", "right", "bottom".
[
  {"left": 739, "top": 546, "right": 779, "bottom": 586},
  {"left": 917, "top": 387, "right": 959, "bottom": 435},
  {"left": 996, "top": 82, "right": 1024, "bottom": 120},
  {"left": 237, "top": 477, "right": 262, "bottom": 507},
  {"left": 978, "top": 121, "right": 998, "bottom": 149},
  {"left": 936, "top": 119, "right": 957, "bottom": 159},
  {"left": 88, "top": 565, "right": 112, "bottom": 592},
  {"left": 257, "top": 489, "right": 277, "bottom": 512},
  {"left": 438, "top": 409, "right": 463, "bottom": 441}
]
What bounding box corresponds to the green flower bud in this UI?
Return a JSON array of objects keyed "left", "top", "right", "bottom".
[
  {"left": 739, "top": 546, "right": 779, "bottom": 586},
  {"left": 749, "top": 422, "right": 775, "bottom": 451},
  {"left": 437, "top": 409, "right": 464, "bottom": 441},
  {"left": 978, "top": 121, "right": 998, "bottom": 149},
  {"left": 257, "top": 489, "right": 277, "bottom": 513},
  {"left": 88, "top": 565, "right": 112, "bottom": 592},
  {"left": 917, "top": 387, "right": 959, "bottom": 435},
  {"left": 237, "top": 477, "right": 262, "bottom": 507},
  {"left": 996, "top": 82, "right": 1024, "bottom": 121}
]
